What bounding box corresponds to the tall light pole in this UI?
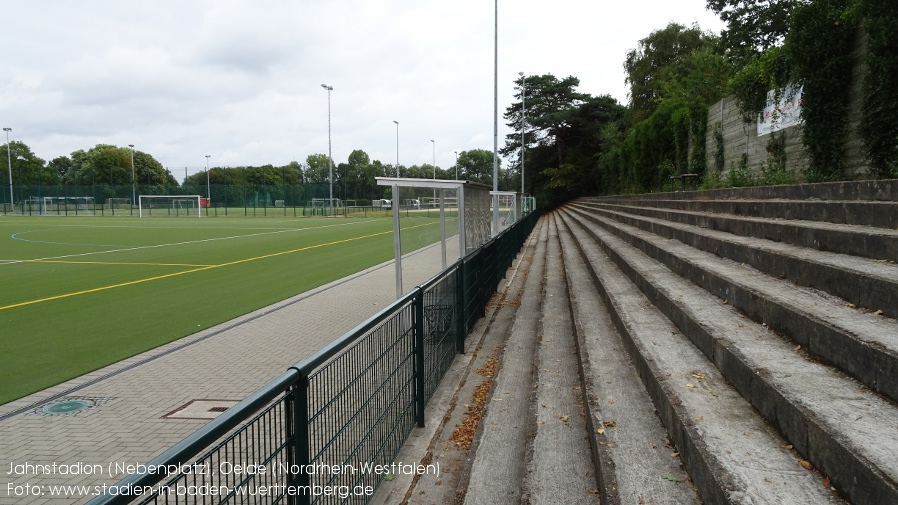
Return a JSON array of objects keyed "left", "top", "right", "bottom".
[
  {"left": 128, "top": 144, "right": 136, "bottom": 208},
  {"left": 321, "top": 84, "right": 334, "bottom": 217},
  {"left": 492, "top": 0, "right": 499, "bottom": 234},
  {"left": 454, "top": 151, "right": 458, "bottom": 180},
  {"left": 393, "top": 121, "right": 399, "bottom": 177},
  {"left": 3, "top": 128, "right": 12, "bottom": 209},
  {"left": 205, "top": 155, "right": 211, "bottom": 204},
  {"left": 519, "top": 72, "right": 526, "bottom": 195},
  {"left": 431, "top": 139, "right": 436, "bottom": 201}
]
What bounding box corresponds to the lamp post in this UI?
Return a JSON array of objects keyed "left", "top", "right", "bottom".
[
  {"left": 492, "top": 0, "right": 499, "bottom": 234},
  {"left": 205, "top": 155, "right": 211, "bottom": 207},
  {"left": 3, "top": 127, "right": 11, "bottom": 209},
  {"left": 321, "top": 84, "right": 334, "bottom": 217},
  {"left": 519, "top": 72, "right": 526, "bottom": 195},
  {"left": 128, "top": 144, "right": 135, "bottom": 209},
  {"left": 431, "top": 139, "right": 436, "bottom": 201},
  {"left": 454, "top": 151, "right": 458, "bottom": 180},
  {"left": 393, "top": 121, "right": 399, "bottom": 177}
]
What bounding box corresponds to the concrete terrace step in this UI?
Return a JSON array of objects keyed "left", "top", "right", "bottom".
[
  {"left": 569, "top": 201, "right": 898, "bottom": 321},
  {"left": 578, "top": 200, "right": 898, "bottom": 263},
  {"left": 554, "top": 212, "right": 701, "bottom": 505},
  {"left": 560, "top": 207, "right": 898, "bottom": 505},
  {"left": 463, "top": 219, "right": 547, "bottom": 505},
  {"left": 463, "top": 217, "right": 600, "bottom": 505},
  {"left": 565, "top": 204, "right": 898, "bottom": 404},
  {"left": 583, "top": 197, "right": 898, "bottom": 229},
  {"left": 592, "top": 179, "right": 898, "bottom": 202},
  {"left": 556, "top": 210, "right": 845, "bottom": 505},
  {"left": 522, "top": 216, "right": 599, "bottom": 504}
]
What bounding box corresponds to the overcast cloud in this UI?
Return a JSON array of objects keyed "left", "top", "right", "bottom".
[{"left": 1, "top": 1, "right": 724, "bottom": 181}]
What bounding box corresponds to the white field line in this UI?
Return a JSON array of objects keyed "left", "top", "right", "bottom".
[{"left": 0, "top": 220, "right": 370, "bottom": 266}]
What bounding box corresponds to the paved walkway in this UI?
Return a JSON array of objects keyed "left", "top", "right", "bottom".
[{"left": 0, "top": 240, "right": 454, "bottom": 504}]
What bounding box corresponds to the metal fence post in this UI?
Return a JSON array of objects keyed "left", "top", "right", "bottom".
[
  {"left": 456, "top": 260, "right": 466, "bottom": 354},
  {"left": 414, "top": 287, "right": 426, "bottom": 427},
  {"left": 293, "top": 373, "right": 310, "bottom": 505}
]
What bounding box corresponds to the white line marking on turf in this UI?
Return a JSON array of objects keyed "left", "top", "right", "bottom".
[{"left": 1, "top": 220, "right": 371, "bottom": 265}]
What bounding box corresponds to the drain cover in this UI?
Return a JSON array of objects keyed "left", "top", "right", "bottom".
[{"left": 42, "top": 399, "right": 95, "bottom": 415}]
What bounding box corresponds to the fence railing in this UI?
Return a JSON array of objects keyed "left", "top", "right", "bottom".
[{"left": 87, "top": 210, "right": 539, "bottom": 505}]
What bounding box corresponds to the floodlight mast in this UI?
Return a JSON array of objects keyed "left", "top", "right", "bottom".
[
  {"left": 3, "top": 128, "right": 11, "bottom": 209},
  {"left": 393, "top": 121, "right": 399, "bottom": 177},
  {"left": 519, "top": 72, "right": 526, "bottom": 195},
  {"left": 129, "top": 144, "right": 136, "bottom": 210},
  {"left": 322, "top": 84, "right": 334, "bottom": 217},
  {"left": 492, "top": 0, "right": 499, "bottom": 235},
  {"left": 205, "top": 155, "right": 211, "bottom": 212}
]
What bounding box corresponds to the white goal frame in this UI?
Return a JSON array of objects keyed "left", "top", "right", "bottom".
[{"left": 138, "top": 195, "right": 202, "bottom": 217}]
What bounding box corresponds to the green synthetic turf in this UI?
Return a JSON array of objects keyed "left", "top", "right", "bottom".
[{"left": 0, "top": 215, "right": 455, "bottom": 404}]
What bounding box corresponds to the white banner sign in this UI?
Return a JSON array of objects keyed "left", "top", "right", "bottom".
[{"left": 757, "top": 85, "right": 803, "bottom": 136}]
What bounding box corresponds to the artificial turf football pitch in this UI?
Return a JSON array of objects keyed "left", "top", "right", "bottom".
[{"left": 0, "top": 214, "right": 452, "bottom": 405}]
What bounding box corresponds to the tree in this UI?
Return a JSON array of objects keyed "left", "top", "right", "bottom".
[
  {"left": 624, "top": 23, "right": 716, "bottom": 124},
  {"left": 502, "top": 74, "right": 625, "bottom": 202},
  {"left": 48, "top": 156, "right": 73, "bottom": 182},
  {"left": 0, "top": 141, "right": 48, "bottom": 186},
  {"left": 707, "top": 0, "right": 795, "bottom": 65},
  {"left": 304, "top": 154, "right": 331, "bottom": 185},
  {"left": 457, "top": 149, "right": 501, "bottom": 187},
  {"left": 502, "top": 74, "right": 589, "bottom": 168}
]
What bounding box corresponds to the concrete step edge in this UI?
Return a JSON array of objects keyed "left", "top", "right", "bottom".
[
  {"left": 555, "top": 212, "right": 700, "bottom": 505},
  {"left": 583, "top": 179, "right": 898, "bottom": 203},
  {"left": 556, "top": 211, "right": 843, "bottom": 505},
  {"left": 462, "top": 218, "right": 549, "bottom": 505},
  {"left": 520, "top": 215, "right": 600, "bottom": 504},
  {"left": 571, "top": 203, "right": 898, "bottom": 320},
  {"left": 582, "top": 197, "right": 898, "bottom": 229},
  {"left": 562, "top": 208, "right": 898, "bottom": 505},
  {"left": 566, "top": 204, "right": 898, "bottom": 403},
  {"left": 573, "top": 200, "right": 898, "bottom": 263}
]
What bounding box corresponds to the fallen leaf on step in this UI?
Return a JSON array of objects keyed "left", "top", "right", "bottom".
[
  {"left": 693, "top": 416, "right": 703, "bottom": 421},
  {"left": 686, "top": 383, "right": 696, "bottom": 388},
  {"left": 588, "top": 489, "right": 599, "bottom": 495},
  {"left": 822, "top": 477, "right": 831, "bottom": 487},
  {"left": 662, "top": 474, "right": 684, "bottom": 483},
  {"left": 847, "top": 303, "right": 856, "bottom": 308},
  {"left": 602, "top": 419, "right": 616, "bottom": 427},
  {"left": 691, "top": 373, "right": 706, "bottom": 379},
  {"left": 874, "top": 310, "right": 883, "bottom": 316},
  {"left": 799, "top": 460, "right": 814, "bottom": 470},
  {"left": 794, "top": 345, "right": 801, "bottom": 351},
  {"left": 596, "top": 428, "right": 605, "bottom": 435},
  {"left": 559, "top": 415, "right": 569, "bottom": 423},
  {"left": 671, "top": 452, "right": 680, "bottom": 457},
  {"left": 782, "top": 444, "right": 793, "bottom": 450}
]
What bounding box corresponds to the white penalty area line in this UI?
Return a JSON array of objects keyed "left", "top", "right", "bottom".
[{"left": 1, "top": 220, "right": 372, "bottom": 266}]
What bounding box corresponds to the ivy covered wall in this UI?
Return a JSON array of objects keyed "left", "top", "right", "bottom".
[{"left": 705, "top": 21, "right": 877, "bottom": 183}]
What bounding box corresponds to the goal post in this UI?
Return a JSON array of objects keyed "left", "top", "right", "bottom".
[
  {"left": 106, "top": 198, "right": 131, "bottom": 210},
  {"left": 138, "top": 195, "right": 202, "bottom": 217}
]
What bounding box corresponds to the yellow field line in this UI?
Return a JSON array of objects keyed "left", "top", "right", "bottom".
[
  {"left": 25, "top": 259, "right": 215, "bottom": 267},
  {"left": 0, "top": 225, "right": 421, "bottom": 311}
]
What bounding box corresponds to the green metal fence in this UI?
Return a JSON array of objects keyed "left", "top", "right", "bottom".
[
  {"left": 1, "top": 183, "right": 454, "bottom": 218},
  {"left": 86, "top": 210, "right": 539, "bottom": 505}
]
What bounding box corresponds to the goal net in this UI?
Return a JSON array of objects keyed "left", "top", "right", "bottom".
[
  {"left": 138, "top": 195, "right": 202, "bottom": 217},
  {"left": 106, "top": 198, "right": 131, "bottom": 210}
]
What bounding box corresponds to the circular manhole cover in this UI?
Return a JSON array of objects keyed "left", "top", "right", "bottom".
[{"left": 42, "top": 400, "right": 94, "bottom": 415}]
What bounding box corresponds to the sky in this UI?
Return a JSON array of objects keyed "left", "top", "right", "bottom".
[{"left": 1, "top": 1, "right": 725, "bottom": 182}]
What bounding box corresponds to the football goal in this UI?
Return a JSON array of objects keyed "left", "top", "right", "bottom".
[
  {"left": 27, "top": 196, "right": 95, "bottom": 214},
  {"left": 138, "top": 195, "right": 202, "bottom": 217}
]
